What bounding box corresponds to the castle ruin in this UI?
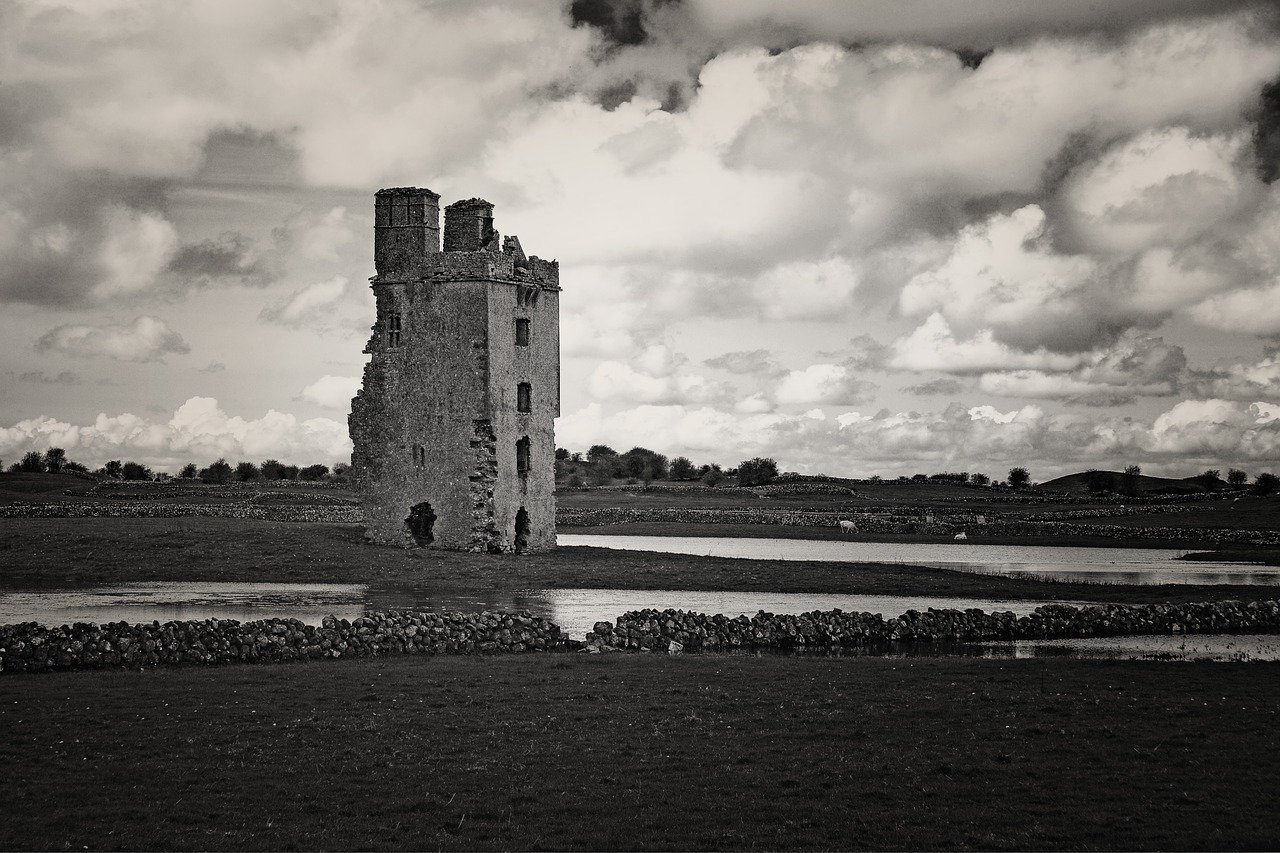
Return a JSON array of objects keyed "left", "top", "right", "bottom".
[{"left": 349, "top": 188, "right": 559, "bottom": 553}]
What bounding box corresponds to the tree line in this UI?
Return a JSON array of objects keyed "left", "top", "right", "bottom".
[
  {"left": 555, "top": 445, "right": 780, "bottom": 487},
  {"left": 5, "top": 448, "right": 349, "bottom": 484},
  {"left": 8, "top": 444, "right": 1280, "bottom": 496}
]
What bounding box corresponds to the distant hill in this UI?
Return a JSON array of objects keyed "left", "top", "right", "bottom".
[{"left": 1039, "top": 470, "right": 1224, "bottom": 496}]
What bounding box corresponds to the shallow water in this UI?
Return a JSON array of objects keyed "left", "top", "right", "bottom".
[
  {"left": 559, "top": 534, "right": 1280, "bottom": 586},
  {"left": 0, "top": 583, "right": 1085, "bottom": 639},
  {"left": 4, "top": 577, "right": 1277, "bottom": 662}
]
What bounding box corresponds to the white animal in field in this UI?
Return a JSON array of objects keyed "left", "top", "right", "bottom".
[
  {"left": 953, "top": 532, "right": 968, "bottom": 541},
  {"left": 838, "top": 520, "right": 857, "bottom": 534}
]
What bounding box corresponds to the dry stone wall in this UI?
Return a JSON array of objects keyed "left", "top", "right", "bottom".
[
  {"left": 0, "top": 610, "right": 566, "bottom": 674},
  {"left": 0, "top": 501, "right": 361, "bottom": 522},
  {"left": 584, "top": 599, "right": 1280, "bottom": 653},
  {"left": 557, "top": 507, "right": 1280, "bottom": 546}
]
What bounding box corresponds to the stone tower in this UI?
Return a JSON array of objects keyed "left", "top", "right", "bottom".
[{"left": 349, "top": 188, "right": 560, "bottom": 553}]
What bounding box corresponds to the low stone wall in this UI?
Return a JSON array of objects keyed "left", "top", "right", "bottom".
[
  {"left": 0, "top": 501, "right": 361, "bottom": 523},
  {"left": 0, "top": 610, "right": 566, "bottom": 674},
  {"left": 583, "top": 600, "right": 1280, "bottom": 652},
  {"left": 556, "top": 507, "right": 1280, "bottom": 546}
]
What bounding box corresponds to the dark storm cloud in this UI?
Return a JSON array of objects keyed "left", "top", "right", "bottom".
[
  {"left": 0, "top": 170, "right": 172, "bottom": 307},
  {"left": 569, "top": 0, "right": 1277, "bottom": 115},
  {"left": 193, "top": 128, "right": 303, "bottom": 189},
  {"left": 902, "top": 378, "right": 965, "bottom": 396},
  {"left": 17, "top": 370, "right": 82, "bottom": 386},
  {"left": 166, "top": 232, "right": 276, "bottom": 289},
  {"left": 817, "top": 335, "right": 892, "bottom": 371},
  {"left": 679, "top": 0, "right": 1275, "bottom": 52},
  {"left": 0, "top": 81, "right": 58, "bottom": 148},
  {"left": 570, "top": 0, "right": 655, "bottom": 47},
  {"left": 1254, "top": 76, "right": 1280, "bottom": 184},
  {"left": 704, "top": 349, "right": 784, "bottom": 377}
]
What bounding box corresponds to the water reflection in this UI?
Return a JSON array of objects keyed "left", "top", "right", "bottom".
[
  {"left": 531, "top": 588, "right": 1093, "bottom": 640},
  {"left": 0, "top": 583, "right": 1082, "bottom": 639},
  {"left": 975, "top": 634, "right": 1280, "bottom": 662},
  {"left": 0, "top": 583, "right": 370, "bottom": 628},
  {"left": 559, "top": 534, "right": 1280, "bottom": 586}
]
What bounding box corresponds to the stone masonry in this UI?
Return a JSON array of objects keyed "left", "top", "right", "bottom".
[{"left": 349, "top": 188, "right": 560, "bottom": 552}]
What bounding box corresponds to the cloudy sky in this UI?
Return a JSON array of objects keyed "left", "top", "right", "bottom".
[{"left": 3, "top": 0, "right": 1280, "bottom": 481}]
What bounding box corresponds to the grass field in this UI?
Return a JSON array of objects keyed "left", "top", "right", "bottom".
[
  {"left": 0, "top": 516, "right": 1269, "bottom": 606},
  {"left": 2, "top": 654, "right": 1278, "bottom": 851},
  {"left": 3, "top": 473, "right": 1279, "bottom": 850}
]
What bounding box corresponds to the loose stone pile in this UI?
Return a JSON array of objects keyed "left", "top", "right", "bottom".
[
  {"left": 0, "top": 610, "right": 566, "bottom": 673},
  {"left": 583, "top": 600, "right": 1280, "bottom": 652}
]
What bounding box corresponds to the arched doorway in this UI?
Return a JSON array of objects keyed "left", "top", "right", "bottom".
[
  {"left": 405, "top": 502, "right": 436, "bottom": 546},
  {"left": 514, "top": 506, "right": 530, "bottom": 554}
]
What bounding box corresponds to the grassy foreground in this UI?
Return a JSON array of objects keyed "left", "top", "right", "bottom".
[
  {"left": 0, "top": 516, "right": 1270, "bottom": 605},
  {"left": 2, "top": 654, "right": 1278, "bottom": 851}
]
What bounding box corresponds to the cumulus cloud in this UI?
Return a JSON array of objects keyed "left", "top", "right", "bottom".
[
  {"left": 558, "top": 395, "right": 1280, "bottom": 479},
  {"left": 773, "top": 364, "right": 876, "bottom": 407},
  {"left": 587, "top": 344, "right": 730, "bottom": 405},
  {"left": 1150, "top": 399, "right": 1280, "bottom": 458},
  {"left": 1190, "top": 280, "right": 1280, "bottom": 336},
  {"left": 260, "top": 276, "right": 351, "bottom": 327},
  {"left": 1060, "top": 128, "right": 1255, "bottom": 256},
  {"left": 573, "top": 0, "right": 1275, "bottom": 115},
  {"left": 977, "top": 334, "right": 1187, "bottom": 406},
  {"left": 4, "top": 1, "right": 594, "bottom": 187},
  {"left": 1189, "top": 349, "right": 1280, "bottom": 401},
  {"left": 890, "top": 314, "right": 1084, "bottom": 375},
  {"left": 299, "top": 375, "right": 361, "bottom": 410},
  {"left": 0, "top": 396, "right": 351, "bottom": 471},
  {"left": 898, "top": 207, "right": 1118, "bottom": 353},
  {"left": 34, "top": 316, "right": 190, "bottom": 363}
]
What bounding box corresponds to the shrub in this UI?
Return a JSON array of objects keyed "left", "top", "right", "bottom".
[
  {"left": 199, "top": 459, "right": 233, "bottom": 484},
  {"left": 736, "top": 457, "right": 779, "bottom": 487},
  {"left": 121, "top": 462, "right": 152, "bottom": 481}
]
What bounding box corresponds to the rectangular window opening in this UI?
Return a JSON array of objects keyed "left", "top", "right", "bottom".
[
  {"left": 516, "top": 436, "right": 531, "bottom": 476},
  {"left": 515, "top": 318, "right": 530, "bottom": 347},
  {"left": 388, "top": 313, "right": 402, "bottom": 348},
  {"left": 517, "top": 382, "right": 531, "bottom": 413}
]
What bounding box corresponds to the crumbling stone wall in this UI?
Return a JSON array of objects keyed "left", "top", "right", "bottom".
[
  {"left": 0, "top": 610, "right": 568, "bottom": 673},
  {"left": 584, "top": 599, "right": 1280, "bottom": 653},
  {"left": 350, "top": 187, "right": 559, "bottom": 553}
]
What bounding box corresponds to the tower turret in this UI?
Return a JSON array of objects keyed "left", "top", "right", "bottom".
[
  {"left": 374, "top": 187, "right": 440, "bottom": 279},
  {"left": 443, "top": 198, "right": 496, "bottom": 252}
]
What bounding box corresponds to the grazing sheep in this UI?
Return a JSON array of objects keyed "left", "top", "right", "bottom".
[
  {"left": 838, "top": 520, "right": 857, "bottom": 534},
  {"left": 953, "top": 531, "right": 968, "bottom": 541}
]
